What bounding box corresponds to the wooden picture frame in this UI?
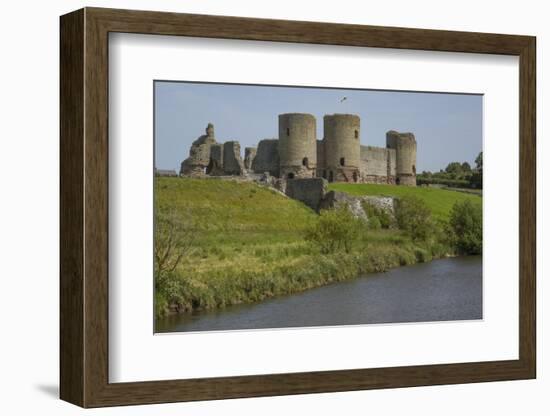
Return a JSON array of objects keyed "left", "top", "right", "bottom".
[{"left": 60, "top": 7, "right": 536, "bottom": 408}]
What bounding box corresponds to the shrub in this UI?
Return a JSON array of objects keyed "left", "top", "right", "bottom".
[
  {"left": 368, "top": 216, "right": 382, "bottom": 230},
  {"left": 394, "top": 196, "right": 434, "bottom": 241},
  {"left": 362, "top": 201, "right": 394, "bottom": 229},
  {"left": 414, "top": 247, "right": 432, "bottom": 263},
  {"left": 449, "top": 200, "right": 482, "bottom": 254},
  {"left": 304, "top": 206, "right": 362, "bottom": 254},
  {"left": 155, "top": 271, "right": 191, "bottom": 316}
]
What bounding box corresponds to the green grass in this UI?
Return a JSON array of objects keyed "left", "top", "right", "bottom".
[
  {"left": 156, "top": 176, "right": 316, "bottom": 245},
  {"left": 328, "top": 183, "right": 482, "bottom": 222},
  {"left": 155, "top": 178, "right": 456, "bottom": 317}
]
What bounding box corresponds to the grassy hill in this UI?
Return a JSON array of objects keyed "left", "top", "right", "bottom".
[
  {"left": 328, "top": 183, "right": 482, "bottom": 222},
  {"left": 156, "top": 177, "right": 316, "bottom": 248}
]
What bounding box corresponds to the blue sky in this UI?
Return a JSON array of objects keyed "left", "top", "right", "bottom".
[{"left": 154, "top": 81, "right": 482, "bottom": 173}]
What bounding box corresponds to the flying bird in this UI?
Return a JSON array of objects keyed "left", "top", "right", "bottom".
[{"left": 340, "top": 97, "right": 347, "bottom": 103}]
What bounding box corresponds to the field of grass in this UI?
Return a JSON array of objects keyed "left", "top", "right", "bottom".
[
  {"left": 328, "top": 183, "right": 482, "bottom": 222},
  {"left": 155, "top": 177, "right": 457, "bottom": 317}
]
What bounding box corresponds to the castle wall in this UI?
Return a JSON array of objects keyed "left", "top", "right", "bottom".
[
  {"left": 361, "top": 146, "right": 388, "bottom": 176},
  {"left": 278, "top": 113, "right": 317, "bottom": 178},
  {"left": 323, "top": 114, "right": 361, "bottom": 182},
  {"left": 285, "top": 178, "right": 327, "bottom": 212},
  {"left": 206, "top": 143, "right": 224, "bottom": 175},
  {"left": 316, "top": 140, "right": 326, "bottom": 178},
  {"left": 360, "top": 145, "right": 396, "bottom": 184},
  {"left": 222, "top": 141, "right": 244, "bottom": 175},
  {"left": 252, "top": 139, "right": 279, "bottom": 176},
  {"left": 244, "top": 147, "right": 257, "bottom": 170}
]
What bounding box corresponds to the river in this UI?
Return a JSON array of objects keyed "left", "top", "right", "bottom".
[{"left": 156, "top": 255, "right": 482, "bottom": 333}]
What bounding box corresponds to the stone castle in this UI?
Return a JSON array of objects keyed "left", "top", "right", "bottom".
[{"left": 180, "top": 113, "right": 417, "bottom": 186}]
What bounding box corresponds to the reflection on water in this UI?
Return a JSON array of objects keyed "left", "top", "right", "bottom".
[{"left": 156, "top": 255, "right": 482, "bottom": 333}]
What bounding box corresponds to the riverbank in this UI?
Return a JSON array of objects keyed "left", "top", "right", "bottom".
[
  {"left": 158, "top": 233, "right": 452, "bottom": 316},
  {"left": 157, "top": 255, "right": 482, "bottom": 332},
  {"left": 154, "top": 178, "right": 481, "bottom": 318}
]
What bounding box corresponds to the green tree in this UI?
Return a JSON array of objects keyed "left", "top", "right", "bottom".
[
  {"left": 449, "top": 200, "right": 482, "bottom": 254},
  {"left": 470, "top": 152, "right": 483, "bottom": 189},
  {"left": 461, "top": 162, "right": 472, "bottom": 172},
  {"left": 445, "top": 162, "right": 463, "bottom": 175},
  {"left": 394, "top": 196, "right": 434, "bottom": 241},
  {"left": 305, "top": 206, "right": 361, "bottom": 254},
  {"left": 475, "top": 152, "right": 483, "bottom": 171}
]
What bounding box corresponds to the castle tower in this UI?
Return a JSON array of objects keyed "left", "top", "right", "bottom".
[
  {"left": 278, "top": 113, "right": 317, "bottom": 179},
  {"left": 386, "top": 130, "right": 417, "bottom": 186},
  {"left": 323, "top": 114, "right": 361, "bottom": 182}
]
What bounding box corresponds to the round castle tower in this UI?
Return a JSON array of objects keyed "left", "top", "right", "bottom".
[
  {"left": 278, "top": 113, "right": 317, "bottom": 178},
  {"left": 386, "top": 130, "right": 417, "bottom": 186},
  {"left": 323, "top": 114, "right": 361, "bottom": 182}
]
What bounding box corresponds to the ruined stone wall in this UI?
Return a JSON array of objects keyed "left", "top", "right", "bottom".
[
  {"left": 180, "top": 123, "right": 217, "bottom": 176},
  {"left": 278, "top": 113, "right": 317, "bottom": 179},
  {"left": 244, "top": 147, "right": 257, "bottom": 170},
  {"left": 206, "top": 143, "right": 224, "bottom": 175},
  {"left": 252, "top": 139, "right": 279, "bottom": 176},
  {"left": 316, "top": 140, "right": 326, "bottom": 179},
  {"left": 361, "top": 146, "right": 388, "bottom": 176},
  {"left": 359, "top": 145, "right": 397, "bottom": 184},
  {"left": 285, "top": 178, "right": 327, "bottom": 212},
  {"left": 222, "top": 141, "right": 244, "bottom": 175},
  {"left": 323, "top": 114, "right": 361, "bottom": 182},
  {"left": 318, "top": 191, "right": 396, "bottom": 221},
  {"left": 388, "top": 148, "right": 397, "bottom": 178},
  {"left": 386, "top": 130, "right": 417, "bottom": 186}
]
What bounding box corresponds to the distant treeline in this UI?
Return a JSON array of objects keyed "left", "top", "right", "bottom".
[{"left": 417, "top": 152, "right": 482, "bottom": 189}]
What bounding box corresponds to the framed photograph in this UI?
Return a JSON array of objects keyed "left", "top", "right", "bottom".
[{"left": 60, "top": 7, "right": 536, "bottom": 408}]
